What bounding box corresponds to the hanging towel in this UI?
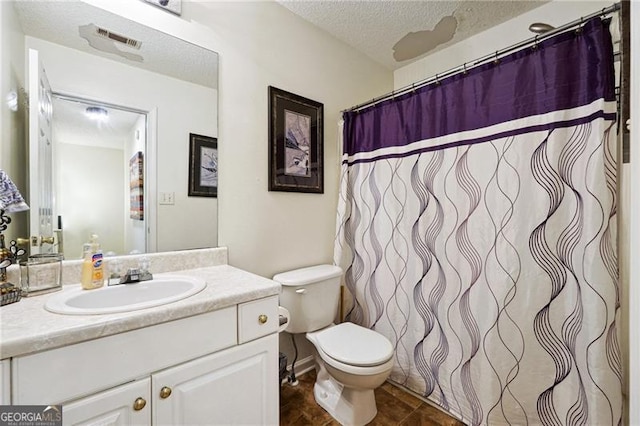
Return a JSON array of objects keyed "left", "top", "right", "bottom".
[{"left": 0, "top": 169, "right": 29, "bottom": 213}]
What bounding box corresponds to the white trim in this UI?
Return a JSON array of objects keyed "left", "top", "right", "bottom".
[
  {"left": 629, "top": 1, "right": 639, "bottom": 425},
  {"left": 146, "top": 108, "right": 158, "bottom": 253},
  {"left": 281, "top": 355, "right": 315, "bottom": 385},
  {"left": 291, "top": 355, "right": 315, "bottom": 377}
]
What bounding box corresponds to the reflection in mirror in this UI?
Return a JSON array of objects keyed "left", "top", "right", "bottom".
[
  {"left": 53, "top": 96, "right": 147, "bottom": 259},
  {"left": 9, "top": 1, "right": 219, "bottom": 258}
]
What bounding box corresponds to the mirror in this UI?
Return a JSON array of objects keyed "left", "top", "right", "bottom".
[{"left": 8, "top": 1, "right": 219, "bottom": 258}]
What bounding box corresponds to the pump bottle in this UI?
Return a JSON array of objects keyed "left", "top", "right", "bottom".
[{"left": 81, "top": 234, "right": 104, "bottom": 290}]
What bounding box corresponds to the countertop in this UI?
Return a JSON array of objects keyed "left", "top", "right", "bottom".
[{"left": 0, "top": 265, "right": 280, "bottom": 359}]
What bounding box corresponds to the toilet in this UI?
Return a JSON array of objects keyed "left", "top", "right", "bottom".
[{"left": 275, "top": 265, "right": 394, "bottom": 426}]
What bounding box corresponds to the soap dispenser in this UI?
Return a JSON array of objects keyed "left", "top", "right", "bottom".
[{"left": 81, "top": 234, "right": 104, "bottom": 290}]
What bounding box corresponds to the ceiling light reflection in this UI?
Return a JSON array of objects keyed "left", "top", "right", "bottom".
[{"left": 85, "top": 106, "right": 109, "bottom": 121}]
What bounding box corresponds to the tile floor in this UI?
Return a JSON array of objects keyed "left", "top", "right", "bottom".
[{"left": 280, "top": 370, "right": 466, "bottom": 425}]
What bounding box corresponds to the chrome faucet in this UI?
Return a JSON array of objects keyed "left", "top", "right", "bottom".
[
  {"left": 119, "top": 267, "right": 153, "bottom": 284},
  {"left": 107, "top": 257, "right": 153, "bottom": 285}
]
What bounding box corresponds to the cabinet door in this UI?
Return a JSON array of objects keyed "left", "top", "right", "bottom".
[
  {"left": 62, "top": 378, "right": 150, "bottom": 426},
  {"left": 153, "top": 334, "right": 278, "bottom": 426}
]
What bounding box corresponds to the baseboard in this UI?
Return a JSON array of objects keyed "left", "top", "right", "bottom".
[{"left": 281, "top": 355, "right": 314, "bottom": 384}]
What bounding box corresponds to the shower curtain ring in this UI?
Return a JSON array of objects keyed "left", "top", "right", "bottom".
[
  {"left": 493, "top": 51, "right": 500, "bottom": 65},
  {"left": 533, "top": 35, "right": 539, "bottom": 50},
  {"left": 435, "top": 74, "right": 440, "bottom": 85},
  {"left": 463, "top": 63, "right": 468, "bottom": 75},
  {"left": 600, "top": 8, "right": 609, "bottom": 24},
  {"left": 576, "top": 17, "right": 583, "bottom": 34}
]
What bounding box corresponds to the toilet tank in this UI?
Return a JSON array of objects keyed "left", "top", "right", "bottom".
[{"left": 274, "top": 265, "right": 343, "bottom": 334}]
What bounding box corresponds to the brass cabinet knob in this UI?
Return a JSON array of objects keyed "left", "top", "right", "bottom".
[
  {"left": 160, "top": 386, "right": 172, "bottom": 399},
  {"left": 258, "top": 314, "right": 268, "bottom": 324},
  {"left": 133, "top": 397, "right": 147, "bottom": 411}
]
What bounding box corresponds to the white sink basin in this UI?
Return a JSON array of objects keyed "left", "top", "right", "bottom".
[{"left": 45, "top": 275, "right": 207, "bottom": 315}]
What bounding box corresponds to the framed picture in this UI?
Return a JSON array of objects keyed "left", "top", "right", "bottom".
[
  {"left": 188, "top": 133, "right": 218, "bottom": 197},
  {"left": 141, "top": 0, "right": 181, "bottom": 15},
  {"left": 129, "top": 151, "right": 144, "bottom": 220},
  {"left": 268, "top": 86, "right": 324, "bottom": 193}
]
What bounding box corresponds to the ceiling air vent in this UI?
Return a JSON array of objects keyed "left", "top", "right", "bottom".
[{"left": 95, "top": 27, "right": 142, "bottom": 50}]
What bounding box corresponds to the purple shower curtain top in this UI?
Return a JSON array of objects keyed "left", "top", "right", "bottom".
[{"left": 343, "top": 17, "right": 616, "bottom": 159}]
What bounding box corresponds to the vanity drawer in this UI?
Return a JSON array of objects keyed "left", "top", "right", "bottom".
[{"left": 238, "top": 296, "right": 278, "bottom": 344}]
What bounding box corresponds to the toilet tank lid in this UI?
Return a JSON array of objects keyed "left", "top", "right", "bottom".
[{"left": 273, "top": 264, "right": 343, "bottom": 286}]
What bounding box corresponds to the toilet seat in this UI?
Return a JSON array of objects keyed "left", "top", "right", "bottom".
[
  {"left": 316, "top": 322, "right": 393, "bottom": 367},
  {"left": 308, "top": 322, "right": 394, "bottom": 375}
]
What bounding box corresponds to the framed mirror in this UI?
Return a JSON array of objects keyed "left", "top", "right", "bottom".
[{"left": 5, "top": 1, "right": 219, "bottom": 258}]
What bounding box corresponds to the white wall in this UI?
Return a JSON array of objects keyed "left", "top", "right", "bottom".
[
  {"left": 56, "top": 143, "right": 125, "bottom": 258},
  {"left": 0, "top": 2, "right": 27, "bottom": 242},
  {"left": 24, "top": 36, "right": 218, "bottom": 253},
  {"left": 186, "top": 1, "right": 392, "bottom": 278}
]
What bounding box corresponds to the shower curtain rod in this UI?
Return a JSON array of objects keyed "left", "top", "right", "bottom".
[{"left": 345, "top": 2, "right": 621, "bottom": 113}]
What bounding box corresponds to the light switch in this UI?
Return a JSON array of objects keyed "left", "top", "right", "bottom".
[{"left": 159, "top": 192, "right": 175, "bottom": 205}]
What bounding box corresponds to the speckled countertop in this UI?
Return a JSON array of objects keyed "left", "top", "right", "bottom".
[{"left": 0, "top": 248, "right": 280, "bottom": 359}]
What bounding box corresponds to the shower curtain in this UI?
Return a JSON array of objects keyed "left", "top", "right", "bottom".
[{"left": 335, "top": 18, "right": 622, "bottom": 425}]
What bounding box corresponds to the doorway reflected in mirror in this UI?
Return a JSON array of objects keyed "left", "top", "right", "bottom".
[{"left": 53, "top": 95, "right": 147, "bottom": 258}]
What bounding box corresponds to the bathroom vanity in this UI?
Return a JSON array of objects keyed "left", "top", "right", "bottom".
[{"left": 0, "top": 249, "right": 281, "bottom": 425}]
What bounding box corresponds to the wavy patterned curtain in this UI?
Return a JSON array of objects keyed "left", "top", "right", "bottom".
[{"left": 334, "top": 18, "right": 622, "bottom": 425}]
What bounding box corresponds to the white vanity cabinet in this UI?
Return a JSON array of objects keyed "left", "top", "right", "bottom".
[
  {"left": 1, "top": 359, "right": 10, "bottom": 404},
  {"left": 9, "top": 296, "right": 279, "bottom": 426}
]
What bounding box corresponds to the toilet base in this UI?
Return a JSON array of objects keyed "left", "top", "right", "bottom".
[{"left": 313, "top": 367, "right": 377, "bottom": 426}]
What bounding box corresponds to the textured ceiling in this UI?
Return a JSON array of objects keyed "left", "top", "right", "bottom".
[
  {"left": 13, "top": 1, "right": 218, "bottom": 89},
  {"left": 278, "top": 0, "right": 548, "bottom": 70},
  {"left": 53, "top": 97, "right": 143, "bottom": 150}
]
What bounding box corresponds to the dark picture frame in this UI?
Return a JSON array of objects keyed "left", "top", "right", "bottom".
[
  {"left": 268, "top": 86, "right": 324, "bottom": 193},
  {"left": 129, "top": 151, "right": 144, "bottom": 220},
  {"left": 188, "top": 133, "right": 218, "bottom": 197}
]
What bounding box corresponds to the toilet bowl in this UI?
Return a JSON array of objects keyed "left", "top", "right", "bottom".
[
  {"left": 274, "top": 265, "right": 395, "bottom": 426},
  {"left": 306, "top": 322, "right": 394, "bottom": 426}
]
